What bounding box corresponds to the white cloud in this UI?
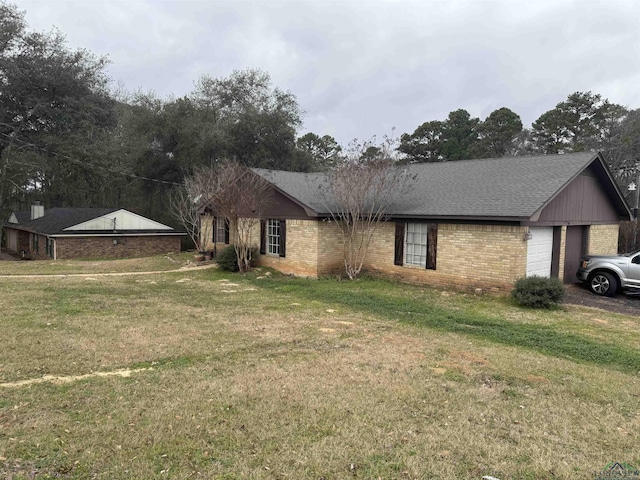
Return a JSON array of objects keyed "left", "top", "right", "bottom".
[{"left": 15, "top": 0, "right": 640, "bottom": 145}]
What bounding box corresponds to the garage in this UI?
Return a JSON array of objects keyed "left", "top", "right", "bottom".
[{"left": 526, "top": 227, "right": 554, "bottom": 277}]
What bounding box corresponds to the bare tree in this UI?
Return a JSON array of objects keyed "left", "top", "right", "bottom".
[
  {"left": 207, "top": 161, "right": 273, "bottom": 272},
  {"left": 168, "top": 168, "right": 216, "bottom": 255},
  {"left": 320, "top": 134, "right": 415, "bottom": 279},
  {"left": 171, "top": 162, "right": 272, "bottom": 271}
]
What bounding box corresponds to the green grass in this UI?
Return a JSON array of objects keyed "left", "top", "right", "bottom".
[
  {"left": 1, "top": 263, "right": 639, "bottom": 479},
  {"left": 254, "top": 274, "right": 640, "bottom": 373}
]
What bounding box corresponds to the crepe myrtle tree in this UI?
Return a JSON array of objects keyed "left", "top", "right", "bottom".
[
  {"left": 170, "top": 161, "right": 272, "bottom": 271},
  {"left": 168, "top": 167, "right": 216, "bottom": 255},
  {"left": 320, "top": 133, "right": 416, "bottom": 279},
  {"left": 206, "top": 161, "right": 273, "bottom": 272}
]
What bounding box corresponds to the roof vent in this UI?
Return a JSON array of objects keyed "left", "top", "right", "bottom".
[{"left": 30, "top": 201, "right": 44, "bottom": 220}]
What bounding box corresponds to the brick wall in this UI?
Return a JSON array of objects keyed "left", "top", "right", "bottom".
[
  {"left": 317, "top": 220, "right": 345, "bottom": 275},
  {"left": 557, "top": 226, "right": 567, "bottom": 282},
  {"left": 365, "top": 222, "right": 528, "bottom": 292},
  {"left": 55, "top": 236, "right": 182, "bottom": 259},
  {"left": 253, "top": 219, "right": 530, "bottom": 289},
  {"left": 587, "top": 224, "right": 619, "bottom": 255},
  {"left": 215, "top": 215, "right": 625, "bottom": 292},
  {"left": 257, "top": 219, "right": 321, "bottom": 277}
]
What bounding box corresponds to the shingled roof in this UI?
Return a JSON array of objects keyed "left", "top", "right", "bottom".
[
  {"left": 6, "top": 208, "right": 183, "bottom": 235},
  {"left": 254, "top": 152, "right": 632, "bottom": 221}
]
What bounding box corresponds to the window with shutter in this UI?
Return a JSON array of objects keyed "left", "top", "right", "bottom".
[{"left": 395, "top": 222, "right": 438, "bottom": 270}]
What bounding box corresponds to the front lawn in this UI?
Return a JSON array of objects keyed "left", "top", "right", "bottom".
[
  {"left": 1, "top": 267, "right": 638, "bottom": 479},
  {"left": 0, "top": 252, "right": 195, "bottom": 276}
]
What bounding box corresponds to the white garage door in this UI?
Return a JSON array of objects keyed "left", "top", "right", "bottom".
[{"left": 526, "top": 227, "right": 553, "bottom": 277}]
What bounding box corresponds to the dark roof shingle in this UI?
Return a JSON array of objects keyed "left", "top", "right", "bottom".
[
  {"left": 6, "top": 208, "right": 185, "bottom": 235},
  {"left": 254, "top": 152, "right": 611, "bottom": 219}
]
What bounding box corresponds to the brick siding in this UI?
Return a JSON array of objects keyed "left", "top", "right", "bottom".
[
  {"left": 365, "top": 222, "right": 528, "bottom": 292},
  {"left": 317, "top": 220, "right": 346, "bottom": 275},
  {"left": 257, "top": 219, "right": 323, "bottom": 277},
  {"left": 587, "top": 224, "right": 619, "bottom": 255},
  {"left": 557, "top": 226, "right": 567, "bottom": 282},
  {"left": 55, "top": 236, "right": 182, "bottom": 259},
  {"left": 255, "top": 220, "right": 528, "bottom": 290},
  {"left": 204, "top": 216, "right": 621, "bottom": 291}
]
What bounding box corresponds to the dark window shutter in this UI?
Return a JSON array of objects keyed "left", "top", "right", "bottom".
[
  {"left": 260, "top": 220, "right": 266, "bottom": 254},
  {"left": 212, "top": 217, "right": 217, "bottom": 242},
  {"left": 394, "top": 222, "right": 405, "bottom": 266},
  {"left": 426, "top": 223, "right": 438, "bottom": 270},
  {"left": 224, "top": 219, "right": 230, "bottom": 244},
  {"left": 279, "top": 220, "right": 286, "bottom": 257}
]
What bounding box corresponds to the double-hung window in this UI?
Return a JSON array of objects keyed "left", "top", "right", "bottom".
[
  {"left": 394, "top": 222, "right": 437, "bottom": 270},
  {"left": 260, "top": 219, "right": 286, "bottom": 257},
  {"left": 215, "top": 217, "right": 227, "bottom": 244},
  {"left": 405, "top": 223, "right": 428, "bottom": 267},
  {"left": 267, "top": 219, "right": 280, "bottom": 255}
]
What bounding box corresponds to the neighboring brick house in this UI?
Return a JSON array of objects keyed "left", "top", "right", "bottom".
[
  {"left": 204, "top": 152, "right": 632, "bottom": 291},
  {"left": 4, "top": 205, "right": 185, "bottom": 260}
]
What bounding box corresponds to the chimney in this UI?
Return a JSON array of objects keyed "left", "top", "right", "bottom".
[{"left": 30, "top": 201, "right": 44, "bottom": 220}]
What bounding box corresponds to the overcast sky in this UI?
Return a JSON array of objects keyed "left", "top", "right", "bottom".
[{"left": 15, "top": 0, "right": 640, "bottom": 146}]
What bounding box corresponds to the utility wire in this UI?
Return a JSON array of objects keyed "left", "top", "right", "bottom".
[{"left": 0, "top": 132, "right": 181, "bottom": 186}]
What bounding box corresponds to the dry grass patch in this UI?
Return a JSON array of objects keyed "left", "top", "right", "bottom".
[
  {"left": 0, "top": 252, "right": 194, "bottom": 276},
  {"left": 1, "top": 268, "right": 639, "bottom": 479}
]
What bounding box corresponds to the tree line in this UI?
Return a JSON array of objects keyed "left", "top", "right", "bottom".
[{"left": 1, "top": 0, "right": 639, "bottom": 230}]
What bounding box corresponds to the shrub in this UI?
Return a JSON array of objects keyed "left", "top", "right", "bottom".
[
  {"left": 216, "top": 245, "right": 240, "bottom": 272},
  {"left": 216, "top": 245, "right": 258, "bottom": 272},
  {"left": 511, "top": 276, "right": 566, "bottom": 309}
]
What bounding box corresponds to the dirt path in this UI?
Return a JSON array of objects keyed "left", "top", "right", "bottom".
[
  {"left": 0, "top": 368, "right": 153, "bottom": 389},
  {"left": 0, "top": 263, "right": 217, "bottom": 279}
]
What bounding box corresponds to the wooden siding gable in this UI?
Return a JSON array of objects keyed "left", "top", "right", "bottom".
[
  {"left": 64, "top": 209, "right": 174, "bottom": 231},
  {"left": 535, "top": 170, "right": 620, "bottom": 223},
  {"left": 262, "top": 189, "right": 318, "bottom": 220},
  {"left": 530, "top": 154, "right": 633, "bottom": 224}
]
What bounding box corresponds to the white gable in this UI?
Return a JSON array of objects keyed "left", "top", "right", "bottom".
[
  {"left": 8, "top": 212, "right": 18, "bottom": 224},
  {"left": 64, "top": 209, "right": 173, "bottom": 231}
]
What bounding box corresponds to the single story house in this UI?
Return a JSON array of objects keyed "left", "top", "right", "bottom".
[
  {"left": 202, "top": 152, "right": 633, "bottom": 291},
  {"left": 4, "top": 204, "right": 184, "bottom": 260}
]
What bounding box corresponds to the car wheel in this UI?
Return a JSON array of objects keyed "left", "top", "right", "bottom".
[{"left": 588, "top": 272, "right": 618, "bottom": 297}]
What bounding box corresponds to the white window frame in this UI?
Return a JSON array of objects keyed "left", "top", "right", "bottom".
[
  {"left": 267, "top": 219, "right": 280, "bottom": 255},
  {"left": 405, "top": 222, "right": 428, "bottom": 267}
]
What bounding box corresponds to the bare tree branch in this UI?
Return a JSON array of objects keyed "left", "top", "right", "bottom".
[
  {"left": 170, "top": 161, "right": 272, "bottom": 271},
  {"left": 207, "top": 162, "right": 273, "bottom": 272},
  {"left": 320, "top": 134, "right": 415, "bottom": 279}
]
